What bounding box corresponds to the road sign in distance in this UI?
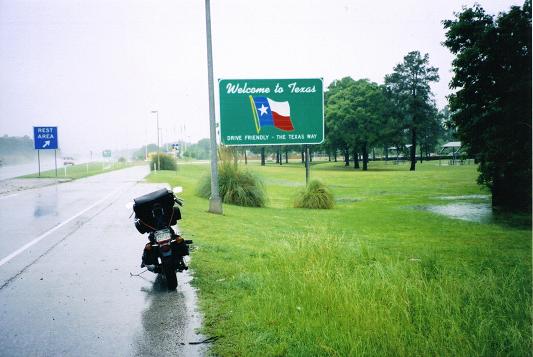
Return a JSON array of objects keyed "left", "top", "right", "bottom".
[{"left": 219, "top": 78, "right": 324, "bottom": 146}]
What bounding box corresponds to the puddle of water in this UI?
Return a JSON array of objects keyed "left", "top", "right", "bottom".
[
  {"left": 416, "top": 202, "right": 493, "bottom": 223},
  {"left": 336, "top": 197, "right": 361, "bottom": 203},
  {"left": 265, "top": 179, "right": 302, "bottom": 187}
]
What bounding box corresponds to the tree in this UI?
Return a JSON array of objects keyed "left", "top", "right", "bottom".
[
  {"left": 325, "top": 78, "right": 352, "bottom": 167},
  {"left": 182, "top": 138, "right": 211, "bottom": 160},
  {"left": 0, "top": 135, "right": 35, "bottom": 164},
  {"left": 385, "top": 51, "right": 439, "bottom": 171},
  {"left": 133, "top": 144, "right": 158, "bottom": 160},
  {"left": 417, "top": 104, "right": 442, "bottom": 161},
  {"left": 443, "top": 1, "right": 532, "bottom": 210},
  {"left": 325, "top": 78, "right": 391, "bottom": 170}
]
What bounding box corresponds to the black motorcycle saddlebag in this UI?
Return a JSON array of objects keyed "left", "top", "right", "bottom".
[{"left": 133, "top": 188, "right": 181, "bottom": 233}]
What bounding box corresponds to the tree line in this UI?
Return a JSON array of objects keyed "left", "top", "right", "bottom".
[
  {"left": 241, "top": 50, "right": 449, "bottom": 171},
  {"left": 323, "top": 50, "right": 442, "bottom": 172},
  {"left": 230, "top": 1, "right": 531, "bottom": 211}
]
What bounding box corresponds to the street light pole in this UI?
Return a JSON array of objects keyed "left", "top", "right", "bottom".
[
  {"left": 151, "top": 110, "right": 160, "bottom": 171},
  {"left": 144, "top": 124, "right": 148, "bottom": 161},
  {"left": 205, "top": 0, "right": 222, "bottom": 214}
]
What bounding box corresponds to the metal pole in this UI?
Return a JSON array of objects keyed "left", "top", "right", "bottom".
[
  {"left": 144, "top": 126, "right": 148, "bottom": 161},
  {"left": 151, "top": 110, "right": 160, "bottom": 171},
  {"left": 37, "top": 150, "right": 41, "bottom": 177},
  {"left": 205, "top": 0, "right": 222, "bottom": 214},
  {"left": 54, "top": 150, "right": 57, "bottom": 177},
  {"left": 157, "top": 112, "right": 160, "bottom": 171},
  {"left": 305, "top": 145, "right": 310, "bottom": 185}
]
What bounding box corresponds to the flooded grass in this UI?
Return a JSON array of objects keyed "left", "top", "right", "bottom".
[
  {"left": 148, "top": 161, "right": 532, "bottom": 356},
  {"left": 436, "top": 194, "right": 490, "bottom": 201},
  {"left": 335, "top": 196, "right": 362, "bottom": 203},
  {"left": 415, "top": 202, "right": 493, "bottom": 223},
  {"left": 417, "top": 195, "right": 531, "bottom": 227}
]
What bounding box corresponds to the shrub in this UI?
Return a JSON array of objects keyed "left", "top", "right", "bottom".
[
  {"left": 149, "top": 153, "right": 177, "bottom": 171},
  {"left": 197, "top": 163, "right": 266, "bottom": 207},
  {"left": 293, "top": 180, "right": 334, "bottom": 209}
]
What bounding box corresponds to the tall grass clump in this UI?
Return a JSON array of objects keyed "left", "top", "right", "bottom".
[
  {"left": 196, "top": 162, "right": 266, "bottom": 207},
  {"left": 149, "top": 153, "right": 177, "bottom": 171},
  {"left": 294, "top": 179, "right": 334, "bottom": 209}
]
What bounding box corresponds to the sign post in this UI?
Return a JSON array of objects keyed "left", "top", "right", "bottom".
[{"left": 33, "top": 126, "right": 59, "bottom": 178}]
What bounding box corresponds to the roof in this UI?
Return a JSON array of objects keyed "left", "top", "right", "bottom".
[
  {"left": 388, "top": 144, "right": 412, "bottom": 150},
  {"left": 442, "top": 141, "right": 461, "bottom": 148}
]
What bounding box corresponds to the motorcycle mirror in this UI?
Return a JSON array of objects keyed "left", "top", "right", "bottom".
[
  {"left": 173, "top": 186, "right": 183, "bottom": 194},
  {"left": 125, "top": 201, "right": 134, "bottom": 210}
]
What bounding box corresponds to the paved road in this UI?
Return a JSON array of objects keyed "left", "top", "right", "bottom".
[
  {"left": 0, "top": 166, "right": 206, "bottom": 356},
  {"left": 0, "top": 160, "right": 91, "bottom": 181}
]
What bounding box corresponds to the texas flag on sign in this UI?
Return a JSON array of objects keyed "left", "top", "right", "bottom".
[{"left": 250, "top": 96, "right": 294, "bottom": 133}]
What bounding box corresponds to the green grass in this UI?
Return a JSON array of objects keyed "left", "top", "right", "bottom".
[
  {"left": 147, "top": 160, "right": 532, "bottom": 356},
  {"left": 20, "top": 161, "right": 140, "bottom": 180}
]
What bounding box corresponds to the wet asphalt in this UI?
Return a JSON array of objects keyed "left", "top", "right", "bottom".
[{"left": 0, "top": 166, "right": 206, "bottom": 356}]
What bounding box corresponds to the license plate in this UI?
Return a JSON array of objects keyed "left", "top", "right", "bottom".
[{"left": 154, "top": 229, "right": 171, "bottom": 243}]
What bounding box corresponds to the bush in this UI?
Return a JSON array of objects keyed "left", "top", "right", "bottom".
[
  {"left": 293, "top": 180, "right": 334, "bottom": 209},
  {"left": 197, "top": 163, "right": 266, "bottom": 207},
  {"left": 149, "top": 153, "right": 177, "bottom": 171}
]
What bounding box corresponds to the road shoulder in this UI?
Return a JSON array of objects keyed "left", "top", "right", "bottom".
[{"left": 0, "top": 178, "right": 72, "bottom": 196}]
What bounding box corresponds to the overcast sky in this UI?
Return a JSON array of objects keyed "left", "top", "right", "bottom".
[{"left": 0, "top": 0, "right": 523, "bottom": 156}]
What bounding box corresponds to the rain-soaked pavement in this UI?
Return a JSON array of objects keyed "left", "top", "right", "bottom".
[{"left": 0, "top": 165, "right": 206, "bottom": 356}]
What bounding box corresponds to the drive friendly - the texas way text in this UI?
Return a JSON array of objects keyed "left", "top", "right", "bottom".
[{"left": 226, "top": 133, "right": 319, "bottom": 142}]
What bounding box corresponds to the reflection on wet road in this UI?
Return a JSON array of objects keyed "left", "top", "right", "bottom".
[{"left": 0, "top": 166, "right": 205, "bottom": 356}]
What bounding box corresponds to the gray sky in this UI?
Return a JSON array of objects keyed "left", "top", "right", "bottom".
[{"left": 0, "top": 0, "right": 522, "bottom": 156}]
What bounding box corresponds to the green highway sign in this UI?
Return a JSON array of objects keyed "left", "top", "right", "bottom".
[
  {"left": 219, "top": 78, "right": 324, "bottom": 146},
  {"left": 102, "top": 149, "right": 112, "bottom": 158}
]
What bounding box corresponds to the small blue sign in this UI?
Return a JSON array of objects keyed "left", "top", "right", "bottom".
[{"left": 33, "top": 126, "right": 58, "bottom": 150}]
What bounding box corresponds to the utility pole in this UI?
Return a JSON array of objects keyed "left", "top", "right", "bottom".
[
  {"left": 151, "top": 110, "right": 160, "bottom": 171},
  {"left": 205, "top": 0, "right": 222, "bottom": 214}
]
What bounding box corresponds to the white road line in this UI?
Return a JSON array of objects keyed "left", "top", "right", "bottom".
[{"left": 0, "top": 186, "right": 125, "bottom": 268}]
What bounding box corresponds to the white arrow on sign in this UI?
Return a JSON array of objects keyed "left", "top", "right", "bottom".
[{"left": 42, "top": 140, "right": 50, "bottom": 148}]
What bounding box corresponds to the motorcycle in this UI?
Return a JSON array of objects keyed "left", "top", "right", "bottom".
[{"left": 129, "top": 187, "right": 192, "bottom": 290}]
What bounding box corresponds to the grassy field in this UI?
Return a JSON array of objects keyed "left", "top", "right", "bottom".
[
  {"left": 20, "top": 161, "right": 139, "bottom": 180},
  {"left": 147, "top": 160, "right": 531, "bottom": 356}
]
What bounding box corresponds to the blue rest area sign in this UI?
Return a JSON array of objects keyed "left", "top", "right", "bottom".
[{"left": 33, "top": 126, "right": 58, "bottom": 150}]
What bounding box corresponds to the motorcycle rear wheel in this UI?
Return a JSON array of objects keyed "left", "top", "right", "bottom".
[{"left": 163, "top": 263, "right": 178, "bottom": 290}]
